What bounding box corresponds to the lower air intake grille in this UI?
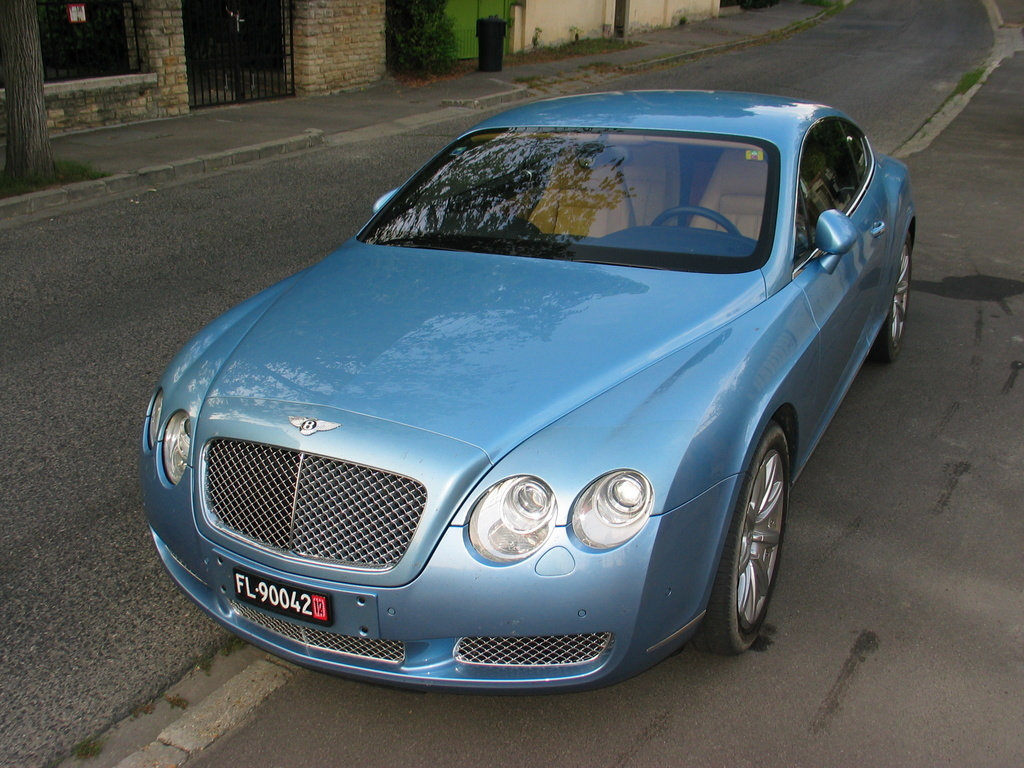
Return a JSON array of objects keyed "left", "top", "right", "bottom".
[
  {"left": 232, "top": 601, "right": 405, "bottom": 663},
  {"left": 454, "top": 633, "right": 613, "bottom": 666},
  {"left": 205, "top": 439, "right": 427, "bottom": 569}
]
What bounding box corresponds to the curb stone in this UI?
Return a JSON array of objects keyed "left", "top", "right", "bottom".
[
  {"left": 0, "top": 130, "right": 326, "bottom": 222},
  {"left": 54, "top": 645, "right": 289, "bottom": 768},
  {"left": 894, "top": 11, "right": 1024, "bottom": 158},
  {"left": 107, "top": 656, "right": 294, "bottom": 768},
  {"left": 440, "top": 83, "right": 529, "bottom": 109},
  {"left": 151, "top": 659, "right": 294, "bottom": 757}
]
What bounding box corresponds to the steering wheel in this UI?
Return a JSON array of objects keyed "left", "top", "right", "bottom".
[{"left": 650, "top": 205, "right": 742, "bottom": 237}]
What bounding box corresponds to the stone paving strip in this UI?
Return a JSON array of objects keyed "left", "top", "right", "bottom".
[
  {"left": 116, "top": 659, "right": 294, "bottom": 768},
  {"left": 54, "top": 646, "right": 295, "bottom": 768}
]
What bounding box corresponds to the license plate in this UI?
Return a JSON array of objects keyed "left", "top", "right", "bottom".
[{"left": 233, "top": 569, "right": 332, "bottom": 627}]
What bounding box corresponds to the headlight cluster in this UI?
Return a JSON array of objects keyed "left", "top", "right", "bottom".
[
  {"left": 469, "top": 476, "right": 557, "bottom": 562},
  {"left": 572, "top": 470, "right": 654, "bottom": 549},
  {"left": 148, "top": 389, "right": 192, "bottom": 485},
  {"left": 469, "top": 469, "right": 653, "bottom": 562},
  {"left": 163, "top": 410, "right": 192, "bottom": 484}
]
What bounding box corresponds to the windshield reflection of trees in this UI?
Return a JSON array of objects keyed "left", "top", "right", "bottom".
[{"left": 366, "top": 132, "right": 635, "bottom": 260}]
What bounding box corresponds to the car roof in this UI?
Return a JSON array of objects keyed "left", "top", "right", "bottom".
[{"left": 469, "top": 90, "right": 845, "bottom": 150}]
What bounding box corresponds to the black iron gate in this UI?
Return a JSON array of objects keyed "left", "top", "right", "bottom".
[{"left": 182, "top": 0, "right": 293, "bottom": 108}]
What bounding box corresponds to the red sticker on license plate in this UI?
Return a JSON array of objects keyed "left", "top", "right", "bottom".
[{"left": 233, "top": 569, "right": 332, "bottom": 626}]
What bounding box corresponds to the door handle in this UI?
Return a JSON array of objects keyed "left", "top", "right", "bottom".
[{"left": 870, "top": 221, "right": 887, "bottom": 238}]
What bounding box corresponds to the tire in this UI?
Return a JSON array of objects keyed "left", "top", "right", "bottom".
[
  {"left": 694, "top": 421, "right": 789, "bottom": 655},
  {"left": 869, "top": 236, "right": 912, "bottom": 363}
]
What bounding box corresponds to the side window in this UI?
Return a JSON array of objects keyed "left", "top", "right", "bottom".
[
  {"left": 842, "top": 120, "right": 871, "bottom": 185},
  {"left": 795, "top": 118, "right": 864, "bottom": 260}
]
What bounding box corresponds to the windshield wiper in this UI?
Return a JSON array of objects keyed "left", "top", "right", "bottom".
[
  {"left": 571, "top": 257, "right": 672, "bottom": 271},
  {"left": 371, "top": 235, "right": 463, "bottom": 251},
  {"left": 373, "top": 233, "right": 575, "bottom": 261}
]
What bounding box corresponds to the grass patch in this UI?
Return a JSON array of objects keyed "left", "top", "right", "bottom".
[
  {"left": 0, "top": 159, "right": 105, "bottom": 200},
  {"left": 221, "top": 635, "right": 247, "bottom": 656},
  {"left": 506, "top": 38, "right": 643, "bottom": 66},
  {"left": 578, "top": 61, "right": 618, "bottom": 72},
  {"left": 187, "top": 634, "right": 247, "bottom": 676},
  {"left": 766, "top": 0, "right": 845, "bottom": 37},
  {"left": 164, "top": 693, "right": 189, "bottom": 710},
  {"left": 955, "top": 67, "right": 985, "bottom": 95},
  {"left": 72, "top": 737, "right": 103, "bottom": 760}
]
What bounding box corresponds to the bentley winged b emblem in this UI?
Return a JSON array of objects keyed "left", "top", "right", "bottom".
[{"left": 289, "top": 416, "right": 342, "bottom": 436}]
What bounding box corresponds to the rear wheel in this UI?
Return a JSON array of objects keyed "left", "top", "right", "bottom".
[
  {"left": 694, "top": 421, "right": 789, "bottom": 655},
  {"left": 869, "top": 236, "right": 911, "bottom": 362}
]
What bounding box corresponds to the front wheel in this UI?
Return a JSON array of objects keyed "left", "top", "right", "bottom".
[
  {"left": 869, "top": 236, "right": 912, "bottom": 363},
  {"left": 693, "top": 421, "right": 789, "bottom": 655}
]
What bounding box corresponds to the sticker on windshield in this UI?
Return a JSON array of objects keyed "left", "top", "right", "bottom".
[{"left": 745, "top": 149, "right": 765, "bottom": 161}]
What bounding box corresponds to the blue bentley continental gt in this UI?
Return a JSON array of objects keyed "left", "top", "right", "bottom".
[{"left": 141, "top": 91, "right": 915, "bottom": 691}]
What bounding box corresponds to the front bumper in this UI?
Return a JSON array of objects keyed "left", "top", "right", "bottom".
[{"left": 148, "top": 475, "right": 738, "bottom": 693}]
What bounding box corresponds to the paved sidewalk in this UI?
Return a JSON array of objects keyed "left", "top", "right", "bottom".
[{"left": 0, "top": 0, "right": 825, "bottom": 220}]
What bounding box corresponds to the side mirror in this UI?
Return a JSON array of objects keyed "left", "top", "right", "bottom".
[
  {"left": 372, "top": 188, "right": 399, "bottom": 215},
  {"left": 815, "top": 209, "right": 858, "bottom": 274}
]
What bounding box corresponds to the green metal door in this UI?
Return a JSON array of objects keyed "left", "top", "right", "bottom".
[{"left": 447, "top": 0, "right": 511, "bottom": 59}]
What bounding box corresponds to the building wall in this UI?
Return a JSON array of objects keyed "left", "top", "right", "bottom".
[
  {"left": 629, "top": 0, "right": 719, "bottom": 30},
  {"left": 0, "top": 0, "right": 386, "bottom": 138},
  {"left": 511, "top": 0, "right": 719, "bottom": 52},
  {"left": 514, "top": 0, "right": 607, "bottom": 51},
  {"left": 292, "top": 0, "right": 386, "bottom": 97}
]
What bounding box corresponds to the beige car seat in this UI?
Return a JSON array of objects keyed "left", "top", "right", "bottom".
[{"left": 696, "top": 149, "right": 768, "bottom": 239}]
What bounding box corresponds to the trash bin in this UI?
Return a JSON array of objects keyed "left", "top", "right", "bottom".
[{"left": 477, "top": 16, "right": 506, "bottom": 72}]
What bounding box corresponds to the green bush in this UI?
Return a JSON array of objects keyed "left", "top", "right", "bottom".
[
  {"left": 740, "top": 0, "right": 779, "bottom": 8},
  {"left": 386, "top": 0, "right": 458, "bottom": 75}
]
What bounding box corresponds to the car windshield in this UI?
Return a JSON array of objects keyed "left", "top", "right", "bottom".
[{"left": 361, "top": 128, "right": 778, "bottom": 274}]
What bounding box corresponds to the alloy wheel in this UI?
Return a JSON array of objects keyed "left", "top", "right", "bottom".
[{"left": 736, "top": 449, "right": 785, "bottom": 630}]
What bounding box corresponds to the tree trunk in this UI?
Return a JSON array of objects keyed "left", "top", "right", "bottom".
[{"left": 0, "top": 0, "right": 57, "bottom": 179}]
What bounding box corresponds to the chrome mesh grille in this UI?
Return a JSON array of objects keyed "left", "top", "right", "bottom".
[
  {"left": 455, "top": 633, "right": 613, "bottom": 666},
  {"left": 205, "top": 439, "right": 427, "bottom": 568},
  {"left": 232, "top": 601, "right": 405, "bottom": 663}
]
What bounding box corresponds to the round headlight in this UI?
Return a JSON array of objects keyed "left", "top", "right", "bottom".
[
  {"left": 162, "top": 410, "right": 192, "bottom": 485},
  {"left": 147, "top": 389, "right": 163, "bottom": 451},
  {"left": 469, "top": 476, "right": 557, "bottom": 562},
  {"left": 572, "top": 470, "right": 653, "bottom": 549}
]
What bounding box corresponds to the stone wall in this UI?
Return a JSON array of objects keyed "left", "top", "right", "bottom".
[
  {"left": 292, "top": 0, "right": 386, "bottom": 97},
  {"left": 0, "top": 74, "right": 161, "bottom": 137},
  {"left": 134, "top": 0, "right": 189, "bottom": 117}
]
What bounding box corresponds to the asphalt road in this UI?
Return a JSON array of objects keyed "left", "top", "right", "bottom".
[
  {"left": 0, "top": 0, "right": 1004, "bottom": 765},
  {"left": 613, "top": 0, "right": 995, "bottom": 154}
]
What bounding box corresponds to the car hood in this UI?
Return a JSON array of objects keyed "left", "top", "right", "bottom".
[{"left": 208, "top": 241, "right": 766, "bottom": 460}]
